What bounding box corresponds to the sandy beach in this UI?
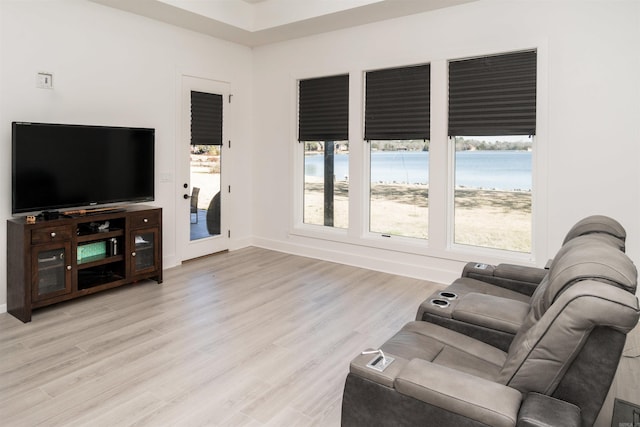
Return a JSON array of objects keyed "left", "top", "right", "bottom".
[
  {"left": 194, "top": 170, "right": 532, "bottom": 252},
  {"left": 305, "top": 181, "right": 531, "bottom": 252}
]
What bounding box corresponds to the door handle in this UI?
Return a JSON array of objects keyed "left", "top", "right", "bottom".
[{"left": 183, "top": 194, "right": 190, "bottom": 199}]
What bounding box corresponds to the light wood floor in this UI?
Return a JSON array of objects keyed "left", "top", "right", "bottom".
[{"left": 0, "top": 247, "right": 637, "bottom": 426}]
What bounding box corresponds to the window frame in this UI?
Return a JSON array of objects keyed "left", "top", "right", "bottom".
[
  {"left": 446, "top": 50, "right": 537, "bottom": 255},
  {"left": 297, "top": 73, "right": 350, "bottom": 230},
  {"left": 363, "top": 63, "right": 431, "bottom": 242},
  {"left": 290, "top": 42, "right": 548, "bottom": 267}
]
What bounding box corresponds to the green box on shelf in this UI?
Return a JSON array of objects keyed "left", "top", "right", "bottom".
[{"left": 77, "top": 241, "right": 107, "bottom": 262}]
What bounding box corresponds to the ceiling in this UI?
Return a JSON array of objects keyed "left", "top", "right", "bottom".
[{"left": 90, "top": 0, "right": 476, "bottom": 47}]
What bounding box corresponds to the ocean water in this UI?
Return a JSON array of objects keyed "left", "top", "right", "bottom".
[{"left": 305, "top": 150, "right": 532, "bottom": 191}]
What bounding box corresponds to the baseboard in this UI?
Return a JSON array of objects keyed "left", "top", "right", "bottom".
[
  {"left": 251, "top": 236, "right": 459, "bottom": 285},
  {"left": 0, "top": 304, "right": 6, "bottom": 314},
  {"left": 161, "top": 236, "right": 252, "bottom": 270},
  {"left": 229, "top": 236, "right": 252, "bottom": 251}
]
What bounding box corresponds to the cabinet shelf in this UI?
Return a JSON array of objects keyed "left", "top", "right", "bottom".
[
  {"left": 36, "top": 263, "right": 66, "bottom": 273},
  {"left": 78, "top": 272, "right": 125, "bottom": 290},
  {"left": 76, "top": 229, "right": 123, "bottom": 243},
  {"left": 77, "top": 254, "right": 125, "bottom": 269}
]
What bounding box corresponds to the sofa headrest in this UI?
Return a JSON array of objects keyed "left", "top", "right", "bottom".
[
  {"left": 549, "top": 242, "right": 637, "bottom": 296},
  {"left": 562, "top": 215, "right": 626, "bottom": 247},
  {"left": 552, "top": 234, "right": 626, "bottom": 271},
  {"left": 524, "top": 238, "right": 636, "bottom": 324}
]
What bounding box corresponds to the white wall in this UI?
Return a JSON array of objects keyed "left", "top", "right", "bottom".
[
  {"left": 0, "top": 0, "right": 254, "bottom": 310},
  {"left": 252, "top": 0, "right": 640, "bottom": 286}
]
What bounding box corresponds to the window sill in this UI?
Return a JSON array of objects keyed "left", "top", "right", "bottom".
[{"left": 289, "top": 224, "right": 536, "bottom": 267}]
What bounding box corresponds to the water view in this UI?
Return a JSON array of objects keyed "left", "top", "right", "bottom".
[
  {"left": 305, "top": 150, "right": 532, "bottom": 191},
  {"left": 304, "top": 148, "right": 532, "bottom": 252}
]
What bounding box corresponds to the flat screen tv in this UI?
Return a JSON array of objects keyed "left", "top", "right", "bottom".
[{"left": 12, "top": 122, "right": 155, "bottom": 215}]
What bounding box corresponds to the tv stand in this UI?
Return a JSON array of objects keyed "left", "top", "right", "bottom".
[{"left": 7, "top": 205, "right": 162, "bottom": 322}]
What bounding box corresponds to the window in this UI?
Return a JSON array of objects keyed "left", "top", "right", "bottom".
[
  {"left": 449, "top": 51, "right": 536, "bottom": 252},
  {"left": 365, "top": 64, "right": 430, "bottom": 239},
  {"left": 293, "top": 48, "right": 541, "bottom": 261},
  {"left": 453, "top": 135, "right": 533, "bottom": 252},
  {"left": 299, "top": 74, "right": 349, "bottom": 228},
  {"left": 303, "top": 141, "right": 349, "bottom": 228},
  {"left": 190, "top": 91, "right": 223, "bottom": 239}
]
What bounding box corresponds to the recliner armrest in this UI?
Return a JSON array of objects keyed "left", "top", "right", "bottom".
[
  {"left": 461, "top": 262, "right": 547, "bottom": 296},
  {"left": 395, "top": 359, "right": 522, "bottom": 427},
  {"left": 517, "top": 392, "right": 581, "bottom": 427},
  {"left": 461, "top": 261, "right": 497, "bottom": 278},
  {"left": 494, "top": 264, "right": 547, "bottom": 284},
  {"left": 349, "top": 350, "right": 408, "bottom": 388}
]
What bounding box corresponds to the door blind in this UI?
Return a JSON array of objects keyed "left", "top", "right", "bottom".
[{"left": 191, "top": 91, "right": 223, "bottom": 145}]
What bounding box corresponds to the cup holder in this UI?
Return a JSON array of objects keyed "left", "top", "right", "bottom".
[
  {"left": 430, "top": 299, "right": 450, "bottom": 308},
  {"left": 438, "top": 291, "right": 458, "bottom": 300}
]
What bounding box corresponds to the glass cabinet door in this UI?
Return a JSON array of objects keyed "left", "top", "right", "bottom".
[
  {"left": 131, "top": 229, "right": 159, "bottom": 275},
  {"left": 32, "top": 244, "right": 72, "bottom": 302}
]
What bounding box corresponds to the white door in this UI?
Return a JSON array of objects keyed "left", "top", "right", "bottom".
[{"left": 178, "top": 75, "right": 230, "bottom": 261}]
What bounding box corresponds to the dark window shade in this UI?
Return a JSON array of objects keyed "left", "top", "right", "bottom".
[
  {"left": 449, "top": 50, "right": 536, "bottom": 136},
  {"left": 298, "top": 74, "right": 349, "bottom": 141},
  {"left": 191, "top": 91, "right": 223, "bottom": 145},
  {"left": 365, "top": 64, "right": 430, "bottom": 141}
]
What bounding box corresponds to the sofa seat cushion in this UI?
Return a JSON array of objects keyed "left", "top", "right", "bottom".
[
  {"left": 381, "top": 321, "right": 507, "bottom": 381},
  {"left": 447, "top": 277, "right": 531, "bottom": 303}
]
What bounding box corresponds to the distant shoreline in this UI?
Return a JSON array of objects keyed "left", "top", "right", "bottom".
[
  {"left": 304, "top": 175, "right": 531, "bottom": 193},
  {"left": 305, "top": 150, "right": 532, "bottom": 191}
]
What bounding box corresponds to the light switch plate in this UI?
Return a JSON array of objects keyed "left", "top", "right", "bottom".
[{"left": 36, "top": 72, "right": 53, "bottom": 89}]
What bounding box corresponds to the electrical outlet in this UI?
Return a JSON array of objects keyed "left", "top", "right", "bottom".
[{"left": 36, "top": 72, "right": 53, "bottom": 89}]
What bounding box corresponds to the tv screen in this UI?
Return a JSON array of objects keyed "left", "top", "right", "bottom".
[{"left": 12, "top": 122, "right": 155, "bottom": 214}]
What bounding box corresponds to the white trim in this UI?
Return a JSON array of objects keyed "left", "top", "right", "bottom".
[
  {"left": 176, "top": 73, "right": 232, "bottom": 262},
  {"left": 0, "top": 304, "right": 6, "bottom": 314},
  {"left": 289, "top": 38, "right": 549, "bottom": 270},
  {"left": 532, "top": 39, "right": 550, "bottom": 265},
  {"left": 253, "top": 236, "right": 457, "bottom": 285}
]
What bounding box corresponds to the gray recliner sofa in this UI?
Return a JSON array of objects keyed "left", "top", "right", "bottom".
[
  {"left": 416, "top": 233, "right": 634, "bottom": 351},
  {"left": 342, "top": 242, "right": 639, "bottom": 426}
]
